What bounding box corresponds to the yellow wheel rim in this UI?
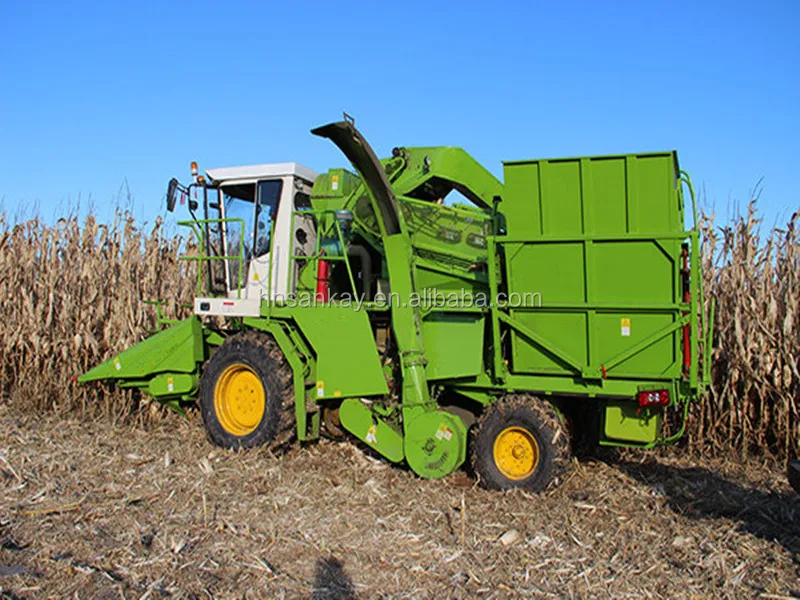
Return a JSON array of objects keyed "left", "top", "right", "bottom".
[
  {"left": 493, "top": 426, "right": 540, "bottom": 480},
  {"left": 213, "top": 364, "right": 265, "bottom": 436}
]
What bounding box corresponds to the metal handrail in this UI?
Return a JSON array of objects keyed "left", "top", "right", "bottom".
[
  {"left": 178, "top": 218, "right": 246, "bottom": 298},
  {"left": 679, "top": 171, "right": 712, "bottom": 392},
  {"left": 288, "top": 209, "right": 358, "bottom": 303}
]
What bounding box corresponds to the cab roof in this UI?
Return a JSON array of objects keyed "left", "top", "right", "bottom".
[{"left": 205, "top": 162, "right": 318, "bottom": 185}]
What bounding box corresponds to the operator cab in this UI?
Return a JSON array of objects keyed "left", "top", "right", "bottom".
[
  {"left": 167, "top": 162, "right": 318, "bottom": 305},
  {"left": 206, "top": 163, "right": 318, "bottom": 300}
]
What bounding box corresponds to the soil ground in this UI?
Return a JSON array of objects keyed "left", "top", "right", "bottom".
[{"left": 0, "top": 405, "right": 798, "bottom": 599}]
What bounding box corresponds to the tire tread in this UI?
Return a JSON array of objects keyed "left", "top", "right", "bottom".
[
  {"left": 470, "top": 394, "right": 572, "bottom": 492},
  {"left": 199, "top": 330, "right": 295, "bottom": 450}
]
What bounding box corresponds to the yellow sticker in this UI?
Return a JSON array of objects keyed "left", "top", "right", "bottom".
[
  {"left": 331, "top": 175, "right": 339, "bottom": 191},
  {"left": 316, "top": 381, "right": 324, "bottom": 398},
  {"left": 333, "top": 390, "right": 341, "bottom": 397},
  {"left": 435, "top": 424, "right": 453, "bottom": 441},
  {"left": 621, "top": 318, "right": 631, "bottom": 337},
  {"left": 167, "top": 377, "right": 174, "bottom": 392}
]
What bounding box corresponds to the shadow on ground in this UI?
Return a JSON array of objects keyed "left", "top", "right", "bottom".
[
  {"left": 615, "top": 459, "right": 800, "bottom": 560},
  {"left": 309, "top": 556, "right": 357, "bottom": 600}
]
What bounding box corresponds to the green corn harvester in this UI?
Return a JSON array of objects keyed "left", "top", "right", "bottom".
[{"left": 80, "top": 117, "right": 713, "bottom": 491}]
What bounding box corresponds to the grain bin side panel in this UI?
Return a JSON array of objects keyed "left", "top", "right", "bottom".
[
  {"left": 501, "top": 152, "right": 684, "bottom": 381},
  {"left": 502, "top": 152, "right": 682, "bottom": 237}
]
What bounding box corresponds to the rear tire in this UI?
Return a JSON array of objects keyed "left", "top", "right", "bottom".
[
  {"left": 199, "top": 331, "right": 294, "bottom": 450},
  {"left": 470, "top": 395, "right": 571, "bottom": 492}
]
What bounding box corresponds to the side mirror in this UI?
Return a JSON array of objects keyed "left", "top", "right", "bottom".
[{"left": 166, "top": 178, "right": 181, "bottom": 213}]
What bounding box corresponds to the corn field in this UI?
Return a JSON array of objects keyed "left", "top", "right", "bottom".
[
  {"left": 0, "top": 211, "right": 197, "bottom": 424},
  {"left": 693, "top": 201, "right": 799, "bottom": 459},
  {"left": 0, "top": 203, "right": 797, "bottom": 458}
]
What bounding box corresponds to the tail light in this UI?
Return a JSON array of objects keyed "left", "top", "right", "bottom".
[{"left": 637, "top": 389, "right": 670, "bottom": 408}]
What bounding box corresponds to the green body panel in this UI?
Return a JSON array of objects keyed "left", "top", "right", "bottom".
[
  {"left": 312, "top": 168, "right": 361, "bottom": 210},
  {"left": 78, "top": 317, "right": 204, "bottom": 392},
  {"left": 592, "top": 312, "right": 678, "bottom": 377},
  {"left": 339, "top": 398, "right": 404, "bottom": 463},
  {"left": 502, "top": 152, "right": 682, "bottom": 237},
  {"left": 148, "top": 373, "right": 197, "bottom": 397},
  {"left": 604, "top": 401, "right": 661, "bottom": 444},
  {"left": 421, "top": 312, "right": 484, "bottom": 380},
  {"left": 509, "top": 309, "right": 589, "bottom": 374},
  {"left": 508, "top": 307, "right": 680, "bottom": 379},
  {"left": 412, "top": 267, "right": 487, "bottom": 298},
  {"left": 291, "top": 307, "right": 388, "bottom": 400}
]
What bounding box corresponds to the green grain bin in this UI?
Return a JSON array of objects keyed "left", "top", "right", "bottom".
[{"left": 499, "top": 152, "right": 693, "bottom": 443}]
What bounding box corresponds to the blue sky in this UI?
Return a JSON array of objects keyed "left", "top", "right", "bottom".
[{"left": 1, "top": 0, "right": 798, "bottom": 228}]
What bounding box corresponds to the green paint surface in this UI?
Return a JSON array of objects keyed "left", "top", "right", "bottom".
[
  {"left": 604, "top": 400, "right": 661, "bottom": 444},
  {"left": 79, "top": 317, "right": 204, "bottom": 384},
  {"left": 292, "top": 307, "right": 388, "bottom": 400}
]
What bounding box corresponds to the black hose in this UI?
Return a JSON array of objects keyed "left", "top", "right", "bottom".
[{"left": 347, "top": 245, "right": 372, "bottom": 302}]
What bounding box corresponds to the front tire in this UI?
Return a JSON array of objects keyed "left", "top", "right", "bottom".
[
  {"left": 470, "top": 395, "right": 571, "bottom": 492},
  {"left": 199, "top": 331, "right": 294, "bottom": 450}
]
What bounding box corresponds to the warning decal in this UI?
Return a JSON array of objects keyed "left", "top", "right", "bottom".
[
  {"left": 621, "top": 318, "right": 631, "bottom": 337},
  {"left": 435, "top": 424, "right": 454, "bottom": 442}
]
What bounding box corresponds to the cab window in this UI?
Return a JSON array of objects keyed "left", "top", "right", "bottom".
[
  {"left": 222, "top": 183, "right": 256, "bottom": 288},
  {"left": 254, "top": 180, "right": 283, "bottom": 257}
]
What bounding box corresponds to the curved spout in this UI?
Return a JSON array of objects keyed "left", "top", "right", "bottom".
[
  {"left": 313, "top": 118, "right": 433, "bottom": 427},
  {"left": 311, "top": 119, "right": 401, "bottom": 237}
]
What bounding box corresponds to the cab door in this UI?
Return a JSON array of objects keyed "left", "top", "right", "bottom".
[
  {"left": 220, "top": 179, "right": 284, "bottom": 298},
  {"left": 220, "top": 183, "right": 257, "bottom": 293},
  {"left": 246, "top": 178, "right": 290, "bottom": 300}
]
